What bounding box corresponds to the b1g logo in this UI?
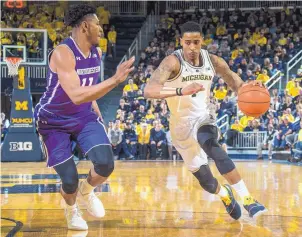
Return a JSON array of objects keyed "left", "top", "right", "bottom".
[
  {"left": 9, "top": 142, "right": 33, "bottom": 151},
  {"left": 15, "top": 101, "right": 28, "bottom": 111}
]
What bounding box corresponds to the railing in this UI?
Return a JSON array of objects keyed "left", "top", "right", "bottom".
[
  {"left": 118, "top": 13, "right": 161, "bottom": 66},
  {"left": 97, "top": 1, "right": 147, "bottom": 16},
  {"left": 216, "top": 114, "right": 229, "bottom": 132},
  {"left": 233, "top": 131, "right": 266, "bottom": 149},
  {"left": 166, "top": 1, "right": 301, "bottom": 12},
  {"left": 265, "top": 70, "right": 282, "bottom": 91},
  {"left": 286, "top": 50, "right": 302, "bottom": 83}
]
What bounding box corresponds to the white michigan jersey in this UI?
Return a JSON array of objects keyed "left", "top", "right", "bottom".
[
  {"left": 164, "top": 48, "right": 216, "bottom": 123},
  {"left": 164, "top": 48, "right": 217, "bottom": 171}
]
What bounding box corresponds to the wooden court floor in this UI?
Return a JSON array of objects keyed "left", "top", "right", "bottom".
[{"left": 1, "top": 160, "right": 302, "bottom": 237}]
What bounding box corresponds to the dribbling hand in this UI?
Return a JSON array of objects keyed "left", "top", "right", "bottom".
[
  {"left": 182, "top": 82, "right": 205, "bottom": 96},
  {"left": 114, "top": 56, "right": 135, "bottom": 84}
]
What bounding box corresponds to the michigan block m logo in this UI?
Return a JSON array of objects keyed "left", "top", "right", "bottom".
[{"left": 15, "top": 101, "right": 28, "bottom": 111}]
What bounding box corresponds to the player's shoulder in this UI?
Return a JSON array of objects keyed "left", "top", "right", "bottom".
[
  {"left": 50, "top": 44, "right": 75, "bottom": 70},
  {"left": 160, "top": 53, "right": 180, "bottom": 71}
]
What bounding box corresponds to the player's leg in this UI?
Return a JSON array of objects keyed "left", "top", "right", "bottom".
[
  {"left": 40, "top": 131, "right": 87, "bottom": 230},
  {"left": 197, "top": 124, "right": 267, "bottom": 218},
  {"left": 76, "top": 118, "right": 114, "bottom": 218},
  {"left": 170, "top": 128, "right": 241, "bottom": 220}
]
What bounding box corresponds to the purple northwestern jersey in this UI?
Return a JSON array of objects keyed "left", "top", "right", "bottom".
[{"left": 34, "top": 37, "right": 101, "bottom": 122}]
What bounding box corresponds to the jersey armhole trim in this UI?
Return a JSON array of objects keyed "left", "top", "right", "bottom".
[
  {"left": 206, "top": 51, "right": 216, "bottom": 75},
  {"left": 48, "top": 45, "right": 76, "bottom": 73},
  {"left": 167, "top": 54, "right": 182, "bottom": 82}
]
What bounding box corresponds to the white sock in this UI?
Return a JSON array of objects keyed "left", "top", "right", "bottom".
[
  {"left": 66, "top": 203, "right": 77, "bottom": 210},
  {"left": 231, "top": 180, "right": 250, "bottom": 200},
  {"left": 216, "top": 185, "right": 228, "bottom": 198},
  {"left": 79, "top": 179, "right": 95, "bottom": 195}
]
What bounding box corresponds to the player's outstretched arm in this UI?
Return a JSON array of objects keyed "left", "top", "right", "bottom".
[
  {"left": 144, "top": 55, "right": 205, "bottom": 99},
  {"left": 209, "top": 54, "right": 245, "bottom": 94},
  {"left": 52, "top": 45, "right": 135, "bottom": 105}
]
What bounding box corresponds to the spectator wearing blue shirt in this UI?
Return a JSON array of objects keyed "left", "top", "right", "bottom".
[
  {"left": 252, "top": 120, "right": 264, "bottom": 131},
  {"left": 150, "top": 123, "right": 168, "bottom": 159},
  {"left": 274, "top": 117, "right": 293, "bottom": 150},
  {"left": 244, "top": 120, "right": 254, "bottom": 132},
  {"left": 122, "top": 123, "right": 137, "bottom": 159},
  {"left": 273, "top": 56, "right": 283, "bottom": 71},
  {"left": 246, "top": 70, "right": 256, "bottom": 81},
  {"left": 268, "top": 63, "right": 278, "bottom": 77}
]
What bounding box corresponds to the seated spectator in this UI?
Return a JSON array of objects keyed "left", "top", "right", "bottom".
[
  {"left": 231, "top": 119, "right": 243, "bottom": 132},
  {"left": 108, "top": 122, "right": 123, "bottom": 159},
  {"left": 285, "top": 114, "right": 302, "bottom": 147},
  {"left": 286, "top": 75, "right": 296, "bottom": 93},
  {"left": 282, "top": 108, "right": 295, "bottom": 123},
  {"left": 273, "top": 56, "right": 283, "bottom": 71},
  {"left": 274, "top": 117, "right": 293, "bottom": 150},
  {"left": 213, "top": 85, "right": 228, "bottom": 102},
  {"left": 288, "top": 80, "right": 301, "bottom": 98},
  {"left": 267, "top": 64, "right": 278, "bottom": 77},
  {"left": 123, "top": 79, "right": 139, "bottom": 93},
  {"left": 278, "top": 33, "right": 287, "bottom": 46},
  {"left": 244, "top": 120, "right": 254, "bottom": 131},
  {"left": 131, "top": 98, "right": 141, "bottom": 112},
  {"left": 256, "top": 69, "right": 270, "bottom": 84},
  {"left": 118, "top": 99, "right": 130, "bottom": 114},
  {"left": 239, "top": 115, "right": 254, "bottom": 128},
  {"left": 122, "top": 123, "right": 137, "bottom": 159},
  {"left": 150, "top": 123, "right": 168, "bottom": 159},
  {"left": 145, "top": 109, "right": 155, "bottom": 124},
  {"left": 246, "top": 70, "right": 256, "bottom": 81},
  {"left": 252, "top": 119, "right": 264, "bottom": 131},
  {"left": 134, "top": 105, "right": 146, "bottom": 123},
  {"left": 257, "top": 124, "right": 275, "bottom": 160},
  {"left": 137, "top": 122, "right": 151, "bottom": 160}
]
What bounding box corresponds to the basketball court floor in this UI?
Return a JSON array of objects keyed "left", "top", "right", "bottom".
[{"left": 1, "top": 160, "right": 302, "bottom": 237}]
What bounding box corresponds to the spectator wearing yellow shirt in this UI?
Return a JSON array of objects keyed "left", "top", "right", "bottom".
[
  {"left": 286, "top": 75, "right": 296, "bottom": 92},
  {"left": 16, "top": 33, "right": 26, "bottom": 56},
  {"left": 231, "top": 120, "right": 243, "bottom": 132},
  {"left": 108, "top": 26, "right": 117, "bottom": 59},
  {"left": 137, "top": 122, "right": 151, "bottom": 160},
  {"left": 231, "top": 46, "right": 244, "bottom": 60},
  {"left": 281, "top": 108, "right": 295, "bottom": 123},
  {"left": 216, "top": 23, "right": 226, "bottom": 38},
  {"left": 252, "top": 28, "right": 261, "bottom": 41},
  {"left": 98, "top": 33, "right": 107, "bottom": 61},
  {"left": 278, "top": 33, "right": 287, "bottom": 46},
  {"left": 289, "top": 80, "right": 301, "bottom": 97},
  {"left": 1, "top": 32, "right": 13, "bottom": 45},
  {"left": 239, "top": 115, "right": 254, "bottom": 128},
  {"left": 256, "top": 69, "right": 270, "bottom": 84},
  {"left": 213, "top": 85, "right": 227, "bottom": 102},
  {"left": 100, "top": 6, "right": 111, "bottom": 26},
  {"left": 123, "top": 79, "right": 138, "bottom": 93},
  {"left": 204, "top": 34, "right": 213, "bottom": 46},
  {"left": 256, "top": 32, "right": 267, "bottom": 47},
  {"left": 145, "top": 109, "right": 155, "bottom": 123}
]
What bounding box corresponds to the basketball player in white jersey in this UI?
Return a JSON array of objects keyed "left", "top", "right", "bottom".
[{"left": 144, "top": 21, "right": 267, "bottom": 219}]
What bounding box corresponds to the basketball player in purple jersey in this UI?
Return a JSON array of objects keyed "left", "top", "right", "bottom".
[{"left": 34, "top": 4, "right": 135, "bottom": 230}]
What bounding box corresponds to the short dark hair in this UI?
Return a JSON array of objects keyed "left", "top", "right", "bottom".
[
  {"left": 64, "top": 4, "right": 96, "bottom": 27},
  {"left": 180, "top": 21, "right": 203, "bottom": 37}
]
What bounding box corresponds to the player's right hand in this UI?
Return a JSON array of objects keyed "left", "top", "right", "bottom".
[
  {"left": 182, "top": 82, "right": 205, "bottom": 96},
  {"left": 114, "top": 56, "right": 135, "bottom": 84}
]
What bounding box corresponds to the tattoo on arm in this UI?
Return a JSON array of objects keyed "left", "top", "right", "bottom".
[
  {"left": 147, "top": 56, "right": 177, "bottom": 85},
  {"left": 210, "top": 54, "right": 244, "bottom": 93}
]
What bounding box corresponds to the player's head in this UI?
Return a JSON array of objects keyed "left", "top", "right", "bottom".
[
  {"left": 180, "top": 21, "right": 203, "bottom": 61},
  {"left": 65, "top": 4, "right": 102, "bottom": 46}
]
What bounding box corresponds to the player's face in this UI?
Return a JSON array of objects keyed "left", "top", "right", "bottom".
[
  {"left": 86, "top": 14, "right": 103, "bottom": 46},
  {"left": 180, "top": 32, "right": 203, "bottom": 61}
]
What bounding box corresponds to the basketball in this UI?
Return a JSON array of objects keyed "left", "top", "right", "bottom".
[{"left": 238, "top": 83, "right": 271, "bottom": 118}]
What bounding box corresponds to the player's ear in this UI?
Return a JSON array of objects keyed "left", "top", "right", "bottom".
[{"left": 81, "top": 21, "right": 89, "bottom": 33}]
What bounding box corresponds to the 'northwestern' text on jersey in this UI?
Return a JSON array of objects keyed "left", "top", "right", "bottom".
[{"left": 34, "top": 37, "right": 101, "bottom": 121}]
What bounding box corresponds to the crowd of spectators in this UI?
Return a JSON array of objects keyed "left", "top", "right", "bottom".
[
  {"left": 110, "top": 4, "right": 302, "bottom": 161},
  {"left": 1, "top": 2, "right": 115, "bottom": 61}
]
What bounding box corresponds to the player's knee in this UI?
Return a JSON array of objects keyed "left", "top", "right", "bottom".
[
  {"left": 199, "top": 138, "right": 235, "bottom": 175},
  {"left": 88, "top": 145, "right": 114, "bottom": 177},
  {"left": 62, "top": 178, "right": 79, "bottom": 194},
  {"left": 193, "top": 165, "right": 218, "bottom": 194}
]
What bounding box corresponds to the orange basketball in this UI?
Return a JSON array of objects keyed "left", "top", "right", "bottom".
[{"left": 238, "top": 83, "right": 270, "bottom": 118}]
